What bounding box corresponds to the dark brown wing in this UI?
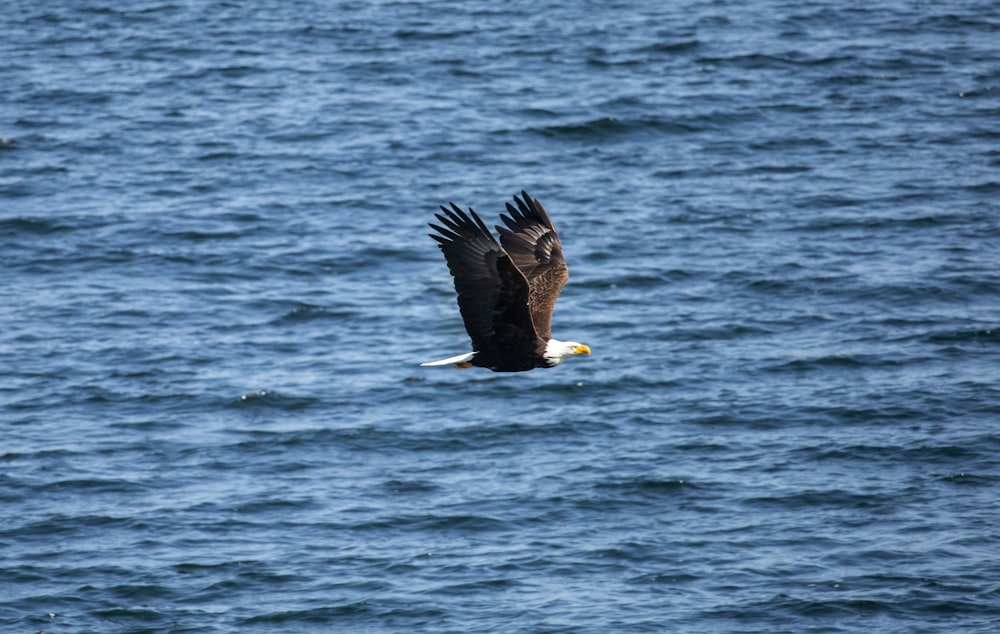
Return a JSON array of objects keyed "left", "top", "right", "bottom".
[
  {"left": 495, "top": 191, "right": 568, "bottom": 341},
  {"left": 429, "top": 203, "right": 541, "bottom": 369}
]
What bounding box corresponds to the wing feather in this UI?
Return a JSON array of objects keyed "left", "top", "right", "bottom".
[
  {"left": 494, "top": 191, "right": 569, "bottom": 341},
  {"left": 428, "top": 203, "right": 540, "bottom": 365}
]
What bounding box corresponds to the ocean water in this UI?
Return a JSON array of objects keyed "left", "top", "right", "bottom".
[{"left": 3, "top": 1, "right": 999, "bottom": 632}]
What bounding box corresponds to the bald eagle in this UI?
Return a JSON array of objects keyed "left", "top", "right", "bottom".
[{"left": 422, "top": 191, "right": 590, "bottom": 372}]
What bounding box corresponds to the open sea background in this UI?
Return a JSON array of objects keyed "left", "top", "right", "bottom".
[{"left": 2, "top": 1, "right": 999, "bottom": 632}]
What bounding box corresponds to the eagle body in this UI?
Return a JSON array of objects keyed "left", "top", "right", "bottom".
[{"left": 422, "top": 192, "right": 590, "bottom": 372}]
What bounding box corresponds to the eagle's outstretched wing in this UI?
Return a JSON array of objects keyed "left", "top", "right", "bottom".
[
  {"left": 429, "top": 204, "right": 540, "bottom": 366},
  {"left": 495, "top": 191, "right": 569, "bottom": 341}
]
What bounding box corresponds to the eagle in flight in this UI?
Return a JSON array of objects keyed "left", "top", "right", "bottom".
[{"left": 422, "top": 191, "right": 590, "bottom": 372}]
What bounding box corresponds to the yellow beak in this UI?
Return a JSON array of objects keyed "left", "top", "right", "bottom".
[{"left": 574, "top": 344, "right": 591, "bottom": 355}]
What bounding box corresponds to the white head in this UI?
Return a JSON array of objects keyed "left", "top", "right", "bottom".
[{"left": 543, "top": 339, "right": 591, "bottom": 366}]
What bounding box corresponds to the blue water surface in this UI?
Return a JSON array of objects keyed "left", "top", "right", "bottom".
[{"left": 3, "top": 1, "right": 1000, "bottom": 632}]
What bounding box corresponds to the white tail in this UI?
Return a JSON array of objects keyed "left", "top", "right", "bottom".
[{"left": 420, "top": 352, "right": 476, "bottom": 367}]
